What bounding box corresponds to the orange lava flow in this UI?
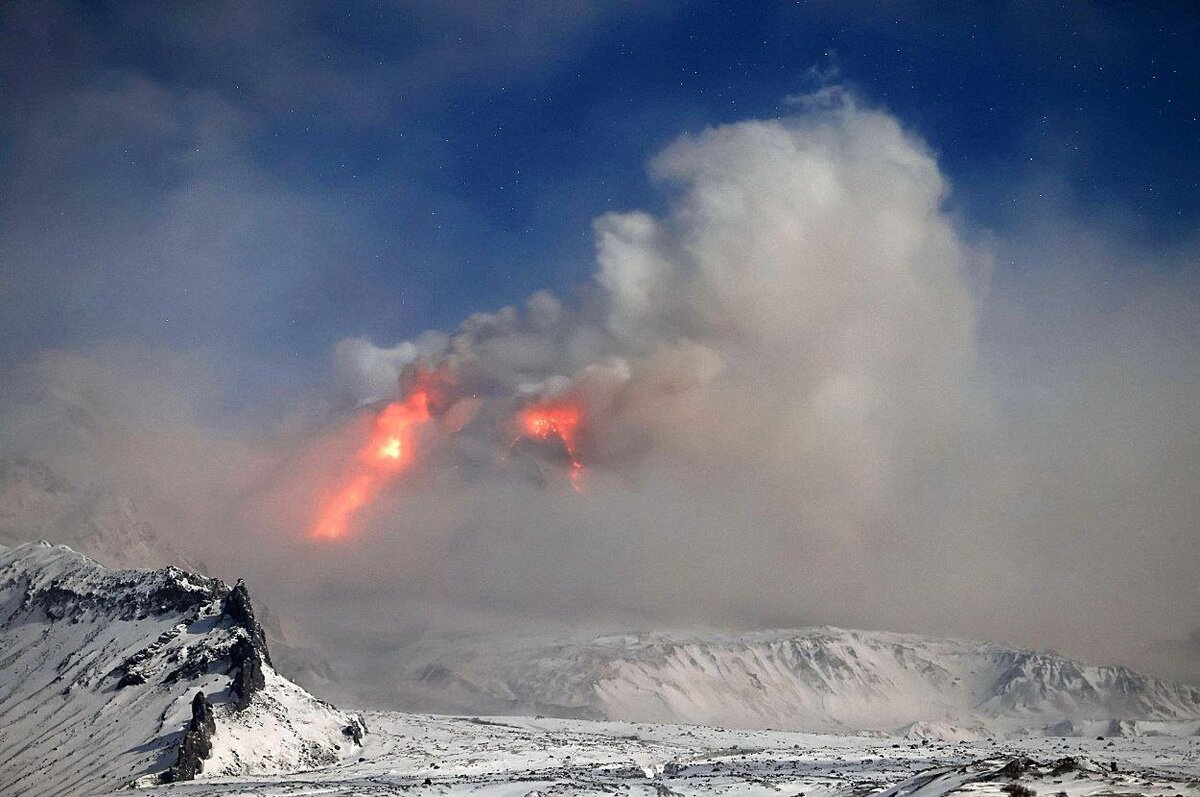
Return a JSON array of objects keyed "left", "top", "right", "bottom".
[
  {"left": 518, "top": 399, "right": 585, "bottom": 491},
  {"left": 311, "top": 390, "right": 431, "bottom": 540}
]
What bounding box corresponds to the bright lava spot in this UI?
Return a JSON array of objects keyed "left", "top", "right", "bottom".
[
  {"left": 518, "top": 399, "right": 585, "bottom": 491},
  {"left": 378, "top": 437, "right": 401, "bottom": 460},
  {"left": 311, "top": 390, "right": 431, "bottom": 540}
]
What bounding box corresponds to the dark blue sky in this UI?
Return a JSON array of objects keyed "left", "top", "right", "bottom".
[{"left": 2, "top": 1, "right": 1197, "bottom": 408}]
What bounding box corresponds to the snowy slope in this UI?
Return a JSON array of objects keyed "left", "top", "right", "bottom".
[
  {"left": 0, "top": 541, "right": 359, "bottom": 796},
  {"left": 391, "top": 627, "right": 1200, "bottom": 737},
  {"left": 0, "top": 455, "right": 352, "bottom": 715}
]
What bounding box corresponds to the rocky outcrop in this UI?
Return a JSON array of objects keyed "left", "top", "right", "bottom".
[
  {"left": 223, "top": 579, "right": 271, "bottom": 710},
  {"left": 228, "top": 635, "right": 266, "bottom": 711},
  {"left": 164, "top": 691, "right": 216, "bottom": 783},
  {"left": 990, "top": 756, "right": 1040, "bottom": 780},
  {"left": 222, "top": 580, "right": 272, "bottom": 665},
  {"left": 14, "top": 549, "right": 225, "bottom": 623},
  {"left": 342, "top": 716, "right": 368, "bottom": 745}
]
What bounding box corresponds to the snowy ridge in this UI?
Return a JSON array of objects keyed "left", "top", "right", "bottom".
[
  {"left": 395, "top": 627, "right": 1200, "bottom": 737},
  {"left": 2, "top": 541, "right": 1199, "bottom": 797},
  {"left": 0, "top": 541, "right": 358, "bottom": 796}
]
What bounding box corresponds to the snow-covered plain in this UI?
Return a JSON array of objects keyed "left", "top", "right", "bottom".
[{"left": 131, "top": 711, "right": 1200, "bottom": 797}]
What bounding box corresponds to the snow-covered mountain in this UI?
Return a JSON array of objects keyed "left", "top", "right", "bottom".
[
  {"left": 0, "top": 541, "right": 362, "bottom": 796},
  {"left": 0, "top": 452, "right": 353, "bottom": 705},
  {"left": 393, "top": 627, "right": 1200, "bottom": 738}
]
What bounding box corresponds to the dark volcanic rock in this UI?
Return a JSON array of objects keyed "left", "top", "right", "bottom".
[
  {"left": 228, "top": 635, "right": 266, "bottom": 710},
  {"left": 342, "top": 716, "right": 368, "bottom": 745},
  {"left": 222, "top": 579, "right": 272, "bottom": 666},
  {"left": 165, "top": 646, "right": 220, "bottom": 683},
  {"left": 116, "top": 670, "right": 147, "bottom": 688},
  {"left": 992, "top": 757, "right": 1041, "bottom": 780},
  {"left": 164, "top": 691, "right": 216, "bottom": 783},
  {"left": 221, "top": 578, "right": 273, "bottom": 710}
]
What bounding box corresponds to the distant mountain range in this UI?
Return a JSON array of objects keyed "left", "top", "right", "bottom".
[{"left": 393, "top": 626, "right": 1200, "bottom": 739}]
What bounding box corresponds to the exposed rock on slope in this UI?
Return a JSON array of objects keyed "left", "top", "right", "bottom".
[
  {"left": 167, "top": 691, "right": 217, "bottom": 783},
  {"left": 0, "top": 541, "right": 359, "bottom": 796}
]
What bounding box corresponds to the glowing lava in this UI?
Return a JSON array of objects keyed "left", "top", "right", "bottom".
[
  {"left": 518, "top": 399, "right": 585, "bottom": 491},
  {"left": 311, "top": 390, "right": 431, "bottom": 540}
]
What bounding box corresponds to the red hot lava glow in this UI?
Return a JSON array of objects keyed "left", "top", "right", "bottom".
[
  {"left": 518, "top": 399, "right": 585, "bottom": 491},
  {"left": 311, "top": 390, "right": 431, "bottom": 540}
]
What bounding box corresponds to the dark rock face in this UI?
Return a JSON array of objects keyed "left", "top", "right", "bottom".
[
  {"left": 228, "top": 635, "right": 266, "bottom": 710},
  {"left": 164, "top": 691, "right": 216, "bottom": 783},
  {"left": 222, "top": 578, "right": 273, "bottom": 711},
  {"left": 21, "top": 566, "right": 226, "bottom": 623},
  {"left": 166, "top": 646, "right": 220, "bottom": 683},
  {"left": 342, "top": 716, "right": 368, "bottom": 745},
  {"left": 222, "top": 579, "right": 272, "bottom": 666}
]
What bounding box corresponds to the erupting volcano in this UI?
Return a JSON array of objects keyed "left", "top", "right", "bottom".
[
  {"left": 519, "top": 398, "right": 585, "bottom": 491},
  {"left": 311, "top": 389, "right": 431, "bottom": 540}
]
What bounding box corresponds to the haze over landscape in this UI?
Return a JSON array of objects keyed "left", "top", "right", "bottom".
[{"left": 1, "top": 2, "right": 1199, "bottom": 794}]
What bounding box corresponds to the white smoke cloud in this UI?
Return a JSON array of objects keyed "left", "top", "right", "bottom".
[
  {"left": 299, "top": 96, "right": 992, "bottom": 638},
  {"left": 333, "top": 98, "right": 983, "bottom": 516},
  {"left": 332, "top": 332, "right": 452, "bottom": 405}
]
